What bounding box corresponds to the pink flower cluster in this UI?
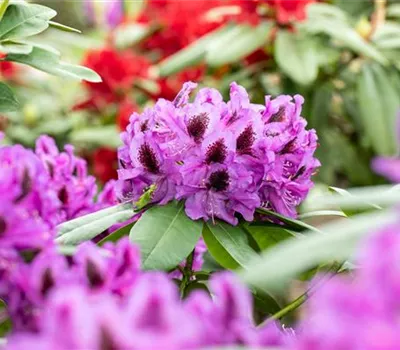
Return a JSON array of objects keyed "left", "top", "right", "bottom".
[{"left": 118, "top": 82, "right": 319, "bottom": 225}]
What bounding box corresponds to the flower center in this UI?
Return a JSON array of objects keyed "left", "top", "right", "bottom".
[
  {"left": 0, "top": 217, "right": 6, "bottom": 235},
  {"left": 206, "top": 139, "right": 227, "bottom": 164},
  {"left": 207, "top": 170, "right": 230, "bottom": 192},
  {"left": 138, "top": 143, "right": 160, "bottom": 174},
  {"left": 237, "top": 125, "right": 255, "bottom": 155},
  {"left": 269, "top": 106, "right": 286, "bottom": 123},
  {"left": 187, "top": 113, "right": 209, "bottom": 143}
]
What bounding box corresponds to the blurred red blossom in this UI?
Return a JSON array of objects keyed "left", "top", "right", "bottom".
[
  {"left": 117, "top": 99, "right": 136, "bottom": 131},
  {"left": 77, "top": 48, "right": 151, "bottom": 110},
  {"left": 93, "top": 147, "right": 118, "bottom": 183},
  {"left": 265, "top": 0, "right": 315, "bottom": 24}
]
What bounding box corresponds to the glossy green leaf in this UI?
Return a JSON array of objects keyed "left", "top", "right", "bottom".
[
  {"left": 203, "top": 221, "right": 258, "bottom": 270},
  {"left": 240, "top": 209, "right": 398, "bottom": 293},
  {"left": 130, "top": 201, "right": 203, "bottom": 271},
  {"left": 6, "top": 45, "right": 101, "bottom": 82},
  {"left": 275, "top": 30, "right": 319, "bottom": 86},
  {"left": 70, "top": 126, "right": 121, "bottom": 148},
  {"left": 357, "top": 63, "right": 399, "bottom": 155},
  {"left": 98, "top": 222, "right": 135, "bottom": 246},
  {"left": 244, "top": 224, "right": 300, "bottom": 253},
  {"left": 0, "top": 3, "right": 56, "bottom": 40},
  {"left": 0, "top": 82, "right": 19, "bottom": 112},
  {"left": 255, "top": 208, "right": 321, "bottom": 233},
  {"left": 298, "top": 210, "right": 347, "bottom": 220},
  {"left": 206, "top": 22, "right": 272, "bottom": 67}
]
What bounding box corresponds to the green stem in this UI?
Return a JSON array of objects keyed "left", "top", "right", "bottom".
[
  {"left": 270, "top": 294, "right": 308, "bottom": 321},
  {"left": 260, "top": 261, "right": 343, "bottom": 325},
  {"left": 179, "top": 250, "right": 195, "bottom": 299},
  {"left": 0, "top": 0, "right": 9, "bottom": 22}
]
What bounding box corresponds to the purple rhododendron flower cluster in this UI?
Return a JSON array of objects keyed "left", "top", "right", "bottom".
[
  {"left": 118, "top": 82, "right": 319, "bottom": 225},
  {"left": 5, "top": 264, "right": 287, "bottom": 350},
  {"left": 0, "top": 238, "right": 140, "bottom": 332},
  {"left": 35, "top": 135, "right": 117, "bottom": 223},
  {"left": 0, "top": 137, "right": 117, "bottom": 253},
  {"left": 294, "top": 221, "right": 400, "bottom": 350}
]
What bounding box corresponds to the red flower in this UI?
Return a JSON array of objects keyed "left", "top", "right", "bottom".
[
  {"left": 79, "top": 48, "right": 151, "bottom": 110},
  {"left": 156, "top": 66, "right": 206, "bottom": 101},
  {"left": 139, "top": 0, "right": 241, "bottom": 58},
  {"left": 265, "top": 0, "right": 315, "bottom": 24},
  {"left": 117, "top": 99, "right": 137, "bottom": 131},
  {"left": 93, "top": 147, "right": 118, "bottom": 183}
]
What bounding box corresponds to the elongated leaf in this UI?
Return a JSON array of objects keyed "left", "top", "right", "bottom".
[
  {"left": 275, "top": 30, "right": 319, "bottom": 86},
  {"left": 255, "top": 208, "right": 321, "bottom": 233},
  {"left": 114, "top": 23, "right": 151, "bottom": 49},
  {"left": 206, "top": 22, "right": 272, "bottom": 67},
  {"left": 357, "top": 63, "right": 399, "bottom": 155},
  {"left": 70, "top": 126, "right": 121, "bottom": 148},
  {"left": 0, "top": 3, "right": 56, "bottom": 40},
  {"left": 298, "top": 210, "right": 347, "bottom": 220},
  {"left": 244, "top": 224, "right": 300, "bottom": 252},
  {"left": 240, "top": 210, "right": 398, "bottom": 293},
  {"left": 0, "top": 40, "right": 32, "bottom": 54},
  {"left": 308, "top": 185, "right": 397, "bottom": 211},
  {"left": 158, "top": 25, "right": 233, "bottom": 77},
  {"left": 130, "top": 201, "right": 203, "bottom": 271},
  {"left": 57, "top": 203, "right": 132, "bottom": 237},
  {"left": 203, "top": 221, "right": 258, "bottom": 270},
  {"left": 303, "top": 18, "right": 388, "bottom": 65},
  {"left": 306, "top": 3, "right": 348, "bottom": 21},
  {"left": 98, "top": 222, "right": 135, "bottom": 246},
  {"left": 0, "top": 82, "right": 19, "bottom": 112},
  {"left": 6, "top": 45, "right": 101, "bottom": 82},
  {"left": 56, "top": 209, "right": 134, "bottom": 245},
  {"left": 48, "top": 21, "right": 81, "bottom": 34}
]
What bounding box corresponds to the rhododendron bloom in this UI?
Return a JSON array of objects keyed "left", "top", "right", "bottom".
[{"left": 117, "top": 82, "right": 319, "bottom": 224}]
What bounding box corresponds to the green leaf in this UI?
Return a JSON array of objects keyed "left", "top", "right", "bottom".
[
  {"left": 306, "top": 3, "right": 348, "bottom": 21},
  {"left": 387, "top": 4, "right": 400, "bottom": 18},
  {"left": 303, "top": 18, "right": 388, "bottom": 65},
  {"left": 244, "top": 224, "right": 301, "bottom": 252},
  {"left": 130, "top": 201, "right": 203, "bottom": 271},
  {"left": 98, "top": 222, "right": 135, "bottom": 246},
  {"left": 157, "top": 25, "right": 233, "bottom": 77},
  {"left": 255, "top": 208, "right": 321, "bottom": 233},
  {"left": 70, "top": 126, "right": 121, "bottom": 148},
  {"left": 357, "top": 63, "right": 399, "bottom": 156},
  {"left": 0, "top": 3, "right": 56, "bottom": 40},
  {"left": 309, "top": 83, "right": 332, "bottom": 130},
  {"left": 0, "top": 40, "right": 32, "bottom": 54},
  {"left": 48, "top": 21, "right": 81, "bottom": 34},
  {"left": 308, "top": 185, "right": 397, "bottom": 212},
  {"left": 5, "top": 45, "right": 101, "bottom": 82},
  {"left": 203, "top": 221, "right": 258, "bottom": 270},
  {"left": 0, "top": 82, "right": 19, "bottom": 112},
  {"left": 183, "top": 281, "right": 209, "bottom": 298},
  {"left": 240, "top": 209, "right": 398, "bottom": 294},
  {"left": 57, "top": 203, "right": 133, "bottom": 237},
  {"left": 298, "top": 210, "right": 347, "bottom": 220},
  {"left": 206, "top": 22, "right": 272, "bottom": 67},
  {"left": 114, "top": 23, "right": 152, "bottom": 49},
  {"left": 274, "top": 30, "right": 319, "bottom": 86}
]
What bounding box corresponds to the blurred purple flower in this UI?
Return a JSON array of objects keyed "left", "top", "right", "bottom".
[{"left": 84, "top": 0, "right": 124, "bottom": 29}]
